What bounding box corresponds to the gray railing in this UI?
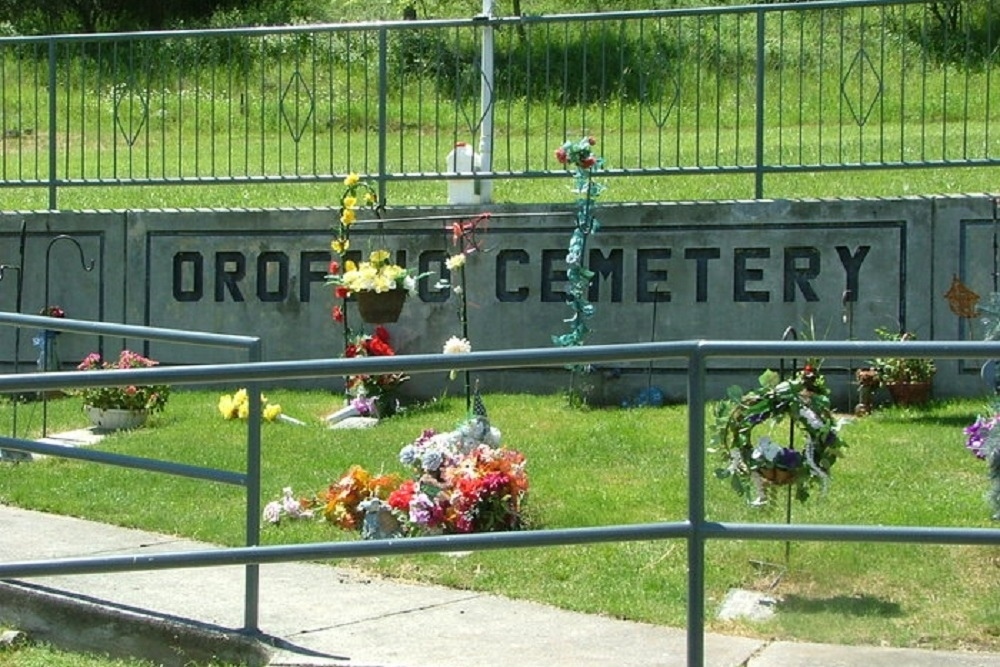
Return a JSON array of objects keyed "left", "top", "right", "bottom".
[
  {"left": 2, "top": 328, "right": 1000, "bottom": 666},
  {"left": 0, "top": 0, "right": 997, "bottom": 208},
  {"left": 0, "top": 311, "right": 264, "bottom": 630}
]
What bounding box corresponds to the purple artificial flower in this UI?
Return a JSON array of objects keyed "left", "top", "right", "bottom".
[
  {"left": 965, "top": 415, "right": 999, "bottom": 460},
  {"left": 775, "top": 448, "right": 803, "bottom": 469}
]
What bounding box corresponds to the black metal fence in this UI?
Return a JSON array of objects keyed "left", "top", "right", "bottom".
[{"left": 0, "top": 0, "right": 997, "bottom": 207}]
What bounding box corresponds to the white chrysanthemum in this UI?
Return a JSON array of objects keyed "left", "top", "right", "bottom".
[
  {"left": 445, "top": 253, "right": 467, "bottom": 271},
  {"left": 443, "top": 336, "right": 472, "bottom": 355}
]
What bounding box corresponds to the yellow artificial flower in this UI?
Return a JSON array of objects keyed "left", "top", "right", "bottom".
[
  {"left": 331, "top": 239, "right": 349, "bottom": 254},
  {"left": 340, "top": 208, "right": 356, "bottom": 225},
  {"left": 343, "top": 195, "right": 357, "bottom": 209},
  {"left": 344, "top": 173, "right": 360, "bottom": 187},
  {"left": 218, "top": 395, "right": 236, "bottom": 419},
  {"left": 237, "top": 401, "right": 250, "bottom": 420},
  {"left": 233, "top": 388, "right": 248, "bottom": 406},
  {"left": 263, "top": 404, "right": 283, "bottom": 422},
  {"left": 364, "top": 192, "right": 377, "bottom": 205},
  {"left": 369, "top": 249, "right": 391, "bottom": 265},
  {"left": 372, "top": 273, "right": 394, "bottom": 293},
  {"left": 345, "top": 260, "right": 357, "bottom": 272}
]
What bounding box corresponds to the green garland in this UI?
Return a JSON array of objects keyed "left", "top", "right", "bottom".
[
  {"left": 552, "top": 136, "right": 605, "bottom": 350},
  {"left": 711, "top": 366, "right": 848, "bottom": 504}
]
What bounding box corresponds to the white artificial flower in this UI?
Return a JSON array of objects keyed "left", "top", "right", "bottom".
[
  {"left": 445, "top": 253, "right": 467, "bottom": 271},
  {"left": 402, "top": 275, "right": 417, "bottom": 295},
  {"left": 751, "top": 436, "right": 783, "bottom": 463},
  {"left": 443, "top": 336, "right": 472, "bottom": 355},
  {"left": 799, "top": 407, "right": 825, "bottom": 430}
]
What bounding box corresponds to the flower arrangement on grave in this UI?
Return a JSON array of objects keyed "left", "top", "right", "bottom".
[
  {"left": 263, "top": 393, "right": 529, "bottom": 536},
  {"left": 339, "top": 325, "right": 409, "bottom": 417},
  {"left": 389, "top": 415, "right": 528, "bottom": 534},
  {"left": 76, "top": 350, "right": 170, "bottom": 413},
  {"left": 319, "top": 465, "right": 405, "bottom": 530},
  {"left": 711, "top": 365, "right": 848, "bottom": 504},
  {"left": 963, "top": 408, "right": 1000, "bottom": 518},
  {"left": 217, "top": 388, "right": 288, "bottom": 423}
]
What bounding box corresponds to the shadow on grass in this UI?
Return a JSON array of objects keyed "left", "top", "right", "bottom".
[
  {"left": 779, "top": 594, "right": 903, "bottom": 618},
  {"left": 862, "top": 409, "right": 977, "bottom": 428}
]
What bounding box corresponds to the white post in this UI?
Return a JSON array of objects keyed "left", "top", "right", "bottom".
[{"left": 477, "top": 0, "right": 495, "bottom": 203}]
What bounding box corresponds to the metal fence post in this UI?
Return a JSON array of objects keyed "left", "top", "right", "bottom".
[
  {"left": 47, "top": 38, "right": 58, "bottom": 210},
  {"left": 378, "top": 27, "right": 389, "bottom": 205},
  {"left": 477, "top": 0, "right": 496, "bottom": 203},
  {"left": 754, "top": 7, "right": 766, "bottom": 200}
]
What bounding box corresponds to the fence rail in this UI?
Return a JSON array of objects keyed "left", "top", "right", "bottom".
[
  {"left": 2, "top": 325, "right": 1000, "bottom": 666},
  {"left": 0, "top": 0, "right": 997, "bottom": 207}
]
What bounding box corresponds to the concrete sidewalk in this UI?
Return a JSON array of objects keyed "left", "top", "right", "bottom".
[{"left": 2, "top": 504, "right": 1000, "bottom": 667}]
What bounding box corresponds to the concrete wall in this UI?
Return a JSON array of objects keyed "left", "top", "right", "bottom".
[{"left": 1, "top": 195, "right": 995, "bottom": 404}]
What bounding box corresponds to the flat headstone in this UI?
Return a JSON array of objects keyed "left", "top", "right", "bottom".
[
  {"left": 717, "top": 588, "right": 778, "bottom": 622},
  {"left": 327, "top": 416, "right": 379, "bottom": 430}
]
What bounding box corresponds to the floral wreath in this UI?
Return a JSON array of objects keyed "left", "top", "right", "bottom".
[{"left": 712, "top": 365, "right": 848, "bottom": 504}]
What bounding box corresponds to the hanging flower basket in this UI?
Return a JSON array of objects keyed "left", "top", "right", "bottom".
[
  {"left": 711, "top": 365, "right": 848, "bottom": 504},
  {"left": 759, "top": 467, "right": 797, "bottom": 485},
  {"left": 356, "top": 289, "right": 407, "bottom": 324}
]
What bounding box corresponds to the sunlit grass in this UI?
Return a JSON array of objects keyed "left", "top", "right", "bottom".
[{"left": 1, "top": 389, "right": 998, "bottom": 652}]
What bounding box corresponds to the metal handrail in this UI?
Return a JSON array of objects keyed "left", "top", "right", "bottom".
[
  {"left": 3, "top": 331, "right": 1000, "bottom": 665},
  {"left": 0, "top": 312, "right": 264, "bottom": 630}
]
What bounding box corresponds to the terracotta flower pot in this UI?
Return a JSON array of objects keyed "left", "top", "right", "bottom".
[{"left": 886, "top": 381, "right": 932, "bottom": 406}]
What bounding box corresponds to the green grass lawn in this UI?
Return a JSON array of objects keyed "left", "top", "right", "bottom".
[{"left": 1, "top": 388, "right": 999, "bottom": 656}]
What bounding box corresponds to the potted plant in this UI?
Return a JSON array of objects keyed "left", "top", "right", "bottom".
[
  {"left": 76, "top": 350, "right": 170, "bottom": 429},
  {"left": 870, "top": 328, "right": 936, "bottom": 406}
]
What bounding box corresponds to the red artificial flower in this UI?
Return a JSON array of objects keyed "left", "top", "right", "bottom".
[
  {"left": 374, "top": 325, "right": 391, "bottom": 342},
  {"left": 365, "top": 336, "right": 394, "bottom": 357},
  {"left": 587, "top": 136, "right": 596, "bottom": 145},
  {"left": 388, "top": 480, "right": 416, "bottom": 512},
  {"left": 554, "top": 147, "right": 568, "bottom": 164},
  {"left": 580, "top": 155, "right": 596, "bottom": 168},
  {"left": 344, "top": 344, "right": 360, "bottom": 358},
  {"left": 334, "top": 286, "right": 349, "bottom": 299},
  {"left": 328, "top": 260, "right": 340, "bottom": 275},
  {"left": 332, "top": 305, "right": 344, "bottom": 323}
]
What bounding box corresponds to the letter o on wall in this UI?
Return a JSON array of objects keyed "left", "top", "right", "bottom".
[{"left": 257, "top": 251, "right": 289, "bottom": 302}]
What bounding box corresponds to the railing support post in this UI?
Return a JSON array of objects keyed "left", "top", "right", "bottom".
[
  {"left": 686, "top": 343, "right": 707, "bottom": 667},
  {"left": 243, "top": 340, "right": 264, "bottom": 634}
]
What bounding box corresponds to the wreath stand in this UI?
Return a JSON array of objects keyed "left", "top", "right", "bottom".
[{"left": 749, "top": 326, "right": 800, "bottom": 588}]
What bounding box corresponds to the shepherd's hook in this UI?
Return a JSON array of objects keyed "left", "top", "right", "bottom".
[{"left": 41, "top": 235, "right": 95, "bottom": 437}]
